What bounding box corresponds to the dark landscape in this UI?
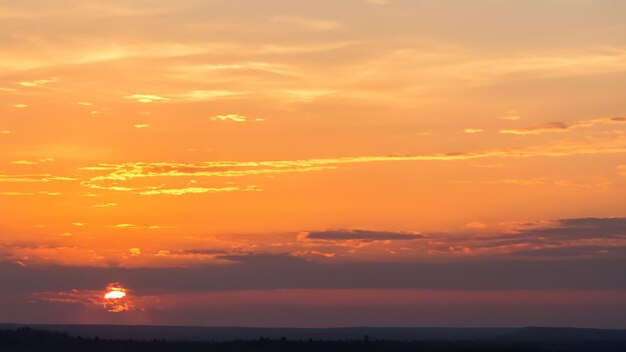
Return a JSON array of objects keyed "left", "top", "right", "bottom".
[{"left": 2, "top": 325, "right": 626, "bottom": 352}]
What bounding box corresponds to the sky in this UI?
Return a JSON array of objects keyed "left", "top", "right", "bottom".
[{"left": 1, "top": 0, "right": 625, "bottom": 328}]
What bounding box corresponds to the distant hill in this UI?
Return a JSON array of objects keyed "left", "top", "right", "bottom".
[{"left": 1, "top": 323, "right": 625, "bottom": 342}]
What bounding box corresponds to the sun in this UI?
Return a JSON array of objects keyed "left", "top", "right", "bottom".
[{"left": 103, "top": 282, "right": 129, "bottom": 312}]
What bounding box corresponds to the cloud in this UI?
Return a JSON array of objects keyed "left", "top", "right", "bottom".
[
  {"left": 133, "top": 124, "right": 150, "bottom": 129},
  {"left": 92, "top": 203, "right": 117, "bottom": 208},
  {"left": 125, "top": 94, "right": 169, "bottom": 103},
  {"left": 1, "top": 255, "right": 625, "bottom": 293},
  {"left": 367, "top": 0, "right": 389, "bottom": 4},
  {"left": 0, "top": 174, "right": 74, "bottom": 183},
  {"left": 13, "top": 104, "right": 28, "bottom": 108},
  {"left": 113, "top": 224, "right": 136, "bottom": 228},
  {"left": 9, "top": 158, "right": 54, "bottom": 165},
  {"left": 1, "top": 130, "right": 12, "bottom": 134},
  {"left": 18, "top": 77, "right": 58, "bottom": 87},
  {"left": 178, "top": 90, "right": 240, "bottom": 101},
  {"left": 541, "top": 217, "right": 626, "bottom": 239},
  {"left": 2, "top": 118, "right": 621, "bottom": 199},
  {"left": 302, "top": 217, "right": 626, "bottom": 260},
  {"left": 500, "top": 111, "right": 521, "bottom": 121},
  {"left": 271, "top": 16, "right": 342, "bottom": 31},
  {"left": 78, "top": 130, "right": 626, "bottom": 193},
  {"left": 210, "top": 114, "right": 247, "bottom": 122},
  {"left": 466, "top": 222, "right": 488, "bottom": 229},
  {"left": 307, "top": 230, "right": 424, "bottom": 241},
  {"left": 0, "top": 217, "right": 623, "bottom": 279},
  {"left": 138, "top": 186, "right": 260, "bottom": 196},
  {"left": 0, "top": 191, "right": 61, "bottom": 196},
  {"left": 500, "top": 122, "right": 569, "bottom": 135},
  {"left": 463, "top": 129, "right": 484, "bottom": 134},
  {"left": 500, "top": 116, "right": 625, "bottom": 135}
]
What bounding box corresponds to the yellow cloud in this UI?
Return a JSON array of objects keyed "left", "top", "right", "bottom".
[
  {"left": 93, "top": 203, "right": 117, "bottom": 208},
  {"left": 10, "top": 158, "right": 54, "bottom": 165},
  {"left": 125, "top": 94, "right": 169, "bottom": 103},
  {"left": 0, "top": 174, "right": 74, "bottom": 183},
  {"left": 0, "top": 192, "right": 34, "bottom": 196},
  {"left": 79, "top": 131, "right": 626, "bottom": 194},
  {"left": 113, "top": 224, "right": 136, "bottom": 228},
  {"left": 211, "top": 114, "right": 247, "bottom": 122},
  {"left": 178, "top": 90, "right": 240, "bottom": 101},
  {"left": 19, "top": 77, "right": 58, "bottom": 87},
  {"left": 138, "top": 186, "right": 261, "bottom": 196}
]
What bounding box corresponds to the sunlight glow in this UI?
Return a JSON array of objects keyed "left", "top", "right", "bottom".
[{"left": 103, "top": 283, "right": 129, "bottom": 312}]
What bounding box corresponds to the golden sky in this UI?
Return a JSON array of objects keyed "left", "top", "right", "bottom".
[{"left": 1, "top": 0, "right": 625, "bottom": 327}]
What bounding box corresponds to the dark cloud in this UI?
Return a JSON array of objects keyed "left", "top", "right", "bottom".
[
  {"left": 1, "top": 255, "right": 625, "bottom": 294},
  {"left": 307, "top": 230, "right": 424, "bottom": 241},
  {"left": 510, "top": 246, "right": 626, "bottom": 259},
  {"left": 0, "top": 218, "right": 624, "bottom": 295},
  {"left": 521, "top": 217, "right": 626, "bottom": 240}
]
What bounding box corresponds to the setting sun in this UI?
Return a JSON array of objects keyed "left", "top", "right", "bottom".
[{"left": 103, "top": 283, "right": 129, "bottom": 313}]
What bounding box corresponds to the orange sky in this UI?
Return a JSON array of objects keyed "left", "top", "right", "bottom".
[{"left": 1, "top": 0, "right": 625, "bottom": 327}]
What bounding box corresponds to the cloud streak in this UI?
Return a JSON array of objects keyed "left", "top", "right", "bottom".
[
  {"left": 500, "top": 117, "right": 625, "bottom": 135},
  {"left": 307, "top": 230, "right": 424, "bottom": 241}
]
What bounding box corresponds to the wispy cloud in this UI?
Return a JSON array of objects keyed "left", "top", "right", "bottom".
[
  {"left": 92, "top": 203, "right": 117, "bottom": 208},
  {"left": 9, "top": 158, "right": 54, "bottom": 165},
  {"left": 210, "top": 114, "right": 247, "bottom": 122},
  {"left": 178, "top": 90, "right": 241, "bottom": 101},
  {"left": 138, "top": 186, "right": 260, "bottom": 196},
  {"left": 307, "top": 230, "right": 423, "bottom": 241},
  {"left": 300, "top": 217, "right": 626, "bottom": 261},
  {"left": 271, "top": 16, "right": 342, "bottom": 31},
  {"left": 463, "top": 129, "right": 484, "bottom": 134},
  {"left": 0, "top": 174, "right": 74, "bottom": 183},
  {"left": 500, "top": 116, "right": 625, "bottom": 135},
  {"left": 77, "top": 129, "right": 626, "bottom": 194},
  {"left": 19, "top": 77, "right": 58, "bottom": 87},
  {"left": 125, "top": 94, "right": 169, "bottom": 103}
]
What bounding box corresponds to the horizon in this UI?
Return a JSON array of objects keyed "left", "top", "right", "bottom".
[
  {"left": 3, "top": 322, "right": 625, "bottom": 330},
  {"left": 1, "top": 0, "right": 625, "bottom": 329}
]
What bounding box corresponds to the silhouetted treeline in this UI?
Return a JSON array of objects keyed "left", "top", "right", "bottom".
[{"left": 2, "top": 328, "right": 626, "bottom": 352}]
